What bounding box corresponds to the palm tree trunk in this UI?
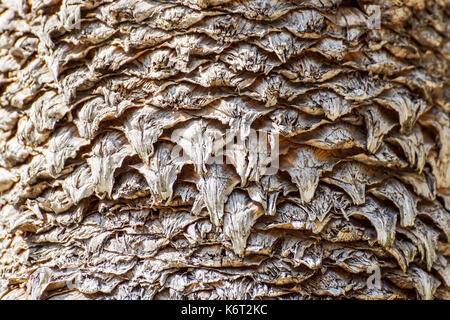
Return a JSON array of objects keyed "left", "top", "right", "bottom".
[{"left": 0, "top": 0, "right": 448, "bottom": 300}]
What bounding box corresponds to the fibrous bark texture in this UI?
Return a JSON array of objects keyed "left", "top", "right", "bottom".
[{"left": 0, "top": 0, "right": 449, "bottom": 300}]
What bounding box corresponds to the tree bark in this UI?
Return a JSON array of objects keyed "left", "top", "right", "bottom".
[{"left": 0, "top": 0, "right": 449, "bottom": 300}]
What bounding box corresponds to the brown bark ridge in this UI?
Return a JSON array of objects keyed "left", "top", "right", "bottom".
[{"left": 0, "top": 0, "right": 449, "bottom": 300}]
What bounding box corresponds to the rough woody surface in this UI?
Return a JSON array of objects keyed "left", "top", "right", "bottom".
[{"left": 0, "top": 0, "right": 449, "bottom": 300}]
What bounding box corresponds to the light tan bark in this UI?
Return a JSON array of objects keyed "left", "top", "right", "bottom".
[{"left": 0, "top": 0, "right": 449, "bottom": 300}]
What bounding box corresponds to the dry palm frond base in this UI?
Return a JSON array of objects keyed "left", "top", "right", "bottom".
[{"left": 0, "top": 0, "right": 449, "bottom": 300}]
